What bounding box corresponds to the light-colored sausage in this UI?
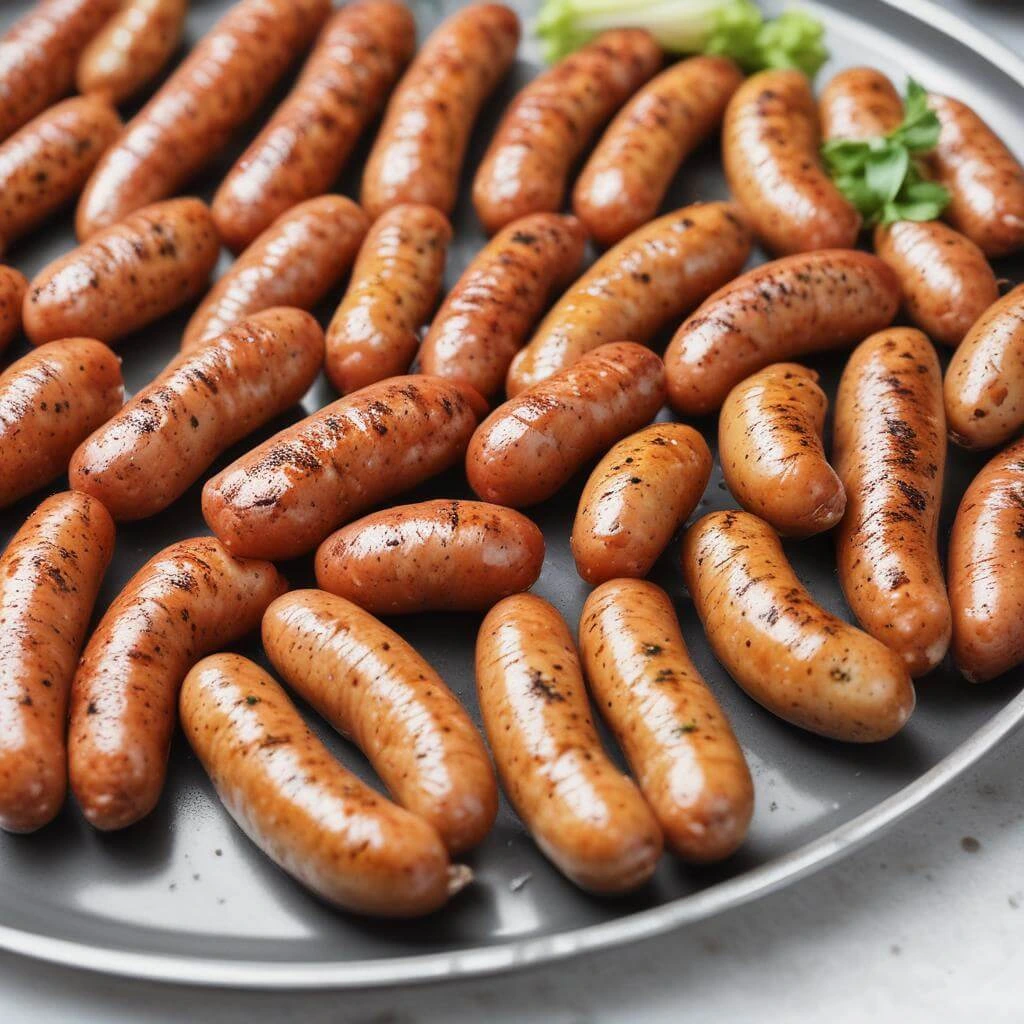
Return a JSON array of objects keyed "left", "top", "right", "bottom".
[
  {"left": 571, "top": 422, "right": 711, "bottom": 584},
  {"left": 819, "top": 66, "right": 903, "bottom": 141},
  {"left": 665, "top": 250, "right": 902, "bottom": 416},
  {"left": 476, "top": 593, "right": 663, "bottom": 892},
  {"left": 325, "top": 204, "right": 451, "bottom": 395},
  {"left": 181, "top": 653, "right": 465, "bottom": 917},
  {"left": 68, "top": 537, "right": 287, "bottom": 831},
  {"left": 718, "top": 363, "right": 845, "bottom": 538},
  {"left": 262, "top": 589, "right": 498, "bottom": 854},
  {"left": 71, "top": 308, "right": 324, "bottom": 521},
  {"left": 315, "top": 500, "right": 545, "bottom": 614},
  {"left": 507, "top": 202, "right": 751, "bottom": 396},
  {"left": 472, "top": 29, "right": 662, "bottom": 236},
  {"left": 579, "top": 580, "right": 753, "bottom": 862},
  {"left": 0, "top": 265, "right": 27, "bottom": 352},
  {"left": 0, "top": 492, "right": 114, "bottom": 833}
]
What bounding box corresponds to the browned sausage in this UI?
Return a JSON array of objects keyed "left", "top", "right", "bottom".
[
  {"left": 0, "top": 264, "right": 27, "bottom": 352},
  {"left": 819, "top": 66, "right": 903, "bottom": 141}
]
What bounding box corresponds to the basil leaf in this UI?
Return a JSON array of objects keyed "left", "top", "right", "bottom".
[
  {"left": 865, "top": 145, "right": 909, "bottom": 203},
  {"left": 821, "top": 138, "right": 871, "bottom": 175}
]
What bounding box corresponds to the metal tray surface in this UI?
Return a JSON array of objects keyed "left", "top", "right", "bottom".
[{"left": 0, "top": 0, "right": 1022, "bottom": 989}]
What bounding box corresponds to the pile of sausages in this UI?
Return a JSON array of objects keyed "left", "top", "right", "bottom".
[{"left": 0, "top": 0, "right": 1022, "bottom": 918}]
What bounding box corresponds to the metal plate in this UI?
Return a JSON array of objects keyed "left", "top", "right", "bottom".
[{"left": 1, "top": 0, "right": 1023, "bottom": 990}]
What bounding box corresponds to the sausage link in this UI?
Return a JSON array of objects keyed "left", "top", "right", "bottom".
[
  {"left": 315, "top": 499, "right": 545, "bottom": 614},
  {"left": 682, "top": 510, "right": 915, "bottom": 742},
  {"left": 0, "top": 492, "right": 114, "bottom": 833},
  {"left": 819, "top": 67, "right": 903, "bottom": 141},
  {"left": 71, "top": 308, "right": 325, "bottom": 521},
  {"left": 579, "top": 580, "right": 753, "bottom": 861},
  {"left": 263, "top": 590, "right": 498, "bottom": 854},
  {"left": 571, "top": 422, "right": 711, "bottom": 584},
  {"left": 0, "top": 265, "right": 27, "bottom": 353},
  {"left": 476, "top": 594, "right": 663, "bottom": 892}
]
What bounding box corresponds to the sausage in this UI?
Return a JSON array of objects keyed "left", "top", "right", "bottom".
[
  {"left": 0, "top": 96, "right": 122, "bottom": 258},
  {"left": 578, "top": 580, "right": 753, "bottom": 862},
  {"left": 573, "top": 55, "right": 743, "bottom": 247},
  {"left": 476, "top": 593, "right": 663, "bottom": 892},
  {"left": 0, "top": 492, "right": 114, "bottom": 833},
  {"left": 718, "top": 363, "right": 845, "bottom": 538},
  {"left": 68, "top": 537, "right": 287, "bottom": 831},
  {"left": 833, "top": 329, "right": 950, "bottom": 677},
  {"left": 682, "top": 510, "right": 915, "bottom": 742},
  {"left": 472, "top": 29, "right": 662, "bottom": 236},
  {"left": 212, "top": 0, "right": 415, "bottom": 252},
  {"left": 70, "top": 308, "right": 325, "bottom": 521},
  {"left": 360, "top": 4, "right": 520, "bottom": 219},
  {"left": 0, "top": 264, "right": 27, "bottom": 353},
  {"left": 944, "top": 284, "right": 1024, "bottom": 450},
  {"left": 419, "top": 213, "right": 587, "bottom": 398},
  {"left": 507, "top": 202, "right": 751, "bottom": 396},
  {"left": 25, "top": 198, "right": 219, "bottom": 347},
  {"left": 315, "top": 500, "right": 545, "bottom": 614},
  {"left": 262, "top": 590, "right": 498, "bottom": 854},
  {"left": 664, "top": 250, "right": 902, "bottom": 416},
  {"left": 325, "top": 204, "right": 452, "bottom": 395},
  {"left": 468, "top": 342, "right": 666, "bottom": 509},
  {"left": 927, "top": 93, "right": 1024, "bottom": 258},
  {"left": 76, "top": 0, "right": 187, "bottom": 106},
  {"left": 182, "top": 196, "right": 367, "bottom": 351},
  {"left": 75, "top": 0, "right": 331, "bottom": 240},
  {"left": 0, "top": 338, "right": 124, "bottom": 509},
  {"left": 819, "top": 66, "right": 903, "bottom": 141},
  {"left": 571, "top": 422, "right": 711, "bottom": 584},
  {"left": 723, "top": 69, "right": 860, "bottom": 256},
  {"left": 203, "top": 375, "right": 487, "bottom": 561}
]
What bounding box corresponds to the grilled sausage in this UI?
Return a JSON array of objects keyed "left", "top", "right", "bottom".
[
  {"left": 819, "top": 66, "right": 903, "bottom": 141},
  {"left": 0, "top": 265, "right": 27, "bottom": 352},
  {"left": 315, "top": 500, "right": 544, "bottom": 614},
  {"left": 69, "top": 537, "right": 286, "bottom": 831},
  {"left": 579, "top": 579, "right": 753, "bottom": 861},
  {"left": 468, "top": 342, "right": 666, "bottom": 509},
  {"left": 472, "top": 29, "right": 662, "bottom": 236},
  {"left": 25, "top": 198, "right": 219, "bottom": 347},
  {"left": 203, "top": 375, "right": 487, "bottom": 561},
  {"left": 262, "top": 590, "right": 498, "bottom": 854},
  {"left": 507, "top": 202, "right": 751, "bottom": 396},
  {"left": 325, "top": 204, "right": 451, "bottom": 395},
  {"left": 665, "top": 250, "right": 901, "bottom": 416},
  {"left": 682, "top": 510, "right": 915, "bottom": 742},
  {"left": 0, "top": 492, "right": 114, "bottom": 833},
  {"left": 476, "top": 593, "right": 663, "bottom": 892},
  {"left": 71, "top": 309, "right": 324, "bottom": 520},
  {"left": 571, "top": 422, "right": 711, "bottom": 584},
  {"left": 573, "top": 55, "right": 742, "bottom": 247},
  {"left": 0, "top": 338, "right": 123, "bottom": 509},
  {"left": 361, "top": 4, "right": 519, "bottom": 219}
]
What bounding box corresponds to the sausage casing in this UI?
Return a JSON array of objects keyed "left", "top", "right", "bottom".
[
  {"left": 819, "top": 67, "right": 903, "bottom": 141},
  {"left": 0, "top": 264, "right": 27, "bottom": 352}
]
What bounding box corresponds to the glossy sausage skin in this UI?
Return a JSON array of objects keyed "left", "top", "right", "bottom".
[
  {"left": 573, "top": 55, "right": 743, "bottom": 248},
  {"left": 0, "top": 339, "right": 124, "bottom": 509},
  {"left": 683, "top": 511, "right": 915, "bottom": 742},
  {"left": 579, "top": 580, "right": 753, "bottom": 862},
  {"left": 476, "top": 594, "right": 663, "bottom": 892},
  {"left": 834, "top": 329, "right": 950, "bottom": 677},
  {"left": 361, "top": 4, "right": 520, "bottom": 219},
  {"left": 719, "top": 363, "right": 845, "bottom": 538},
  {"left": 69, "top": 537, "right": 287, "bottom": 831},
  {"left": 181, "top": 654, "right": 464, "bottom": 917},
  {"left": 0, "top": 493, "right": 114, "bottom": 833},
  {"left": 724, "top": 69, "right": 860, "bottom": 256},
  {"left": 204, "top": 375, "right": 487, "bottom": 561},
  {"left": 262, "top": 590, "right": 498, "bottom": 854},
  {"left": 325, "top": 204, "right": 452, "bottom": 395},
  {"left": 472, "top": 29, "right": 662, "bottom": 236},
  {"left": 665, "top": 250, "right": 901, "bottom": 416},
  {"left": 819, "top": 67, "right": 902, "bottom": 141},
  {"left": 76, "top": 0, "right": 331, "bottom": 240},
  {"left": 315, "top": 500, "right": 545, "bottom": 614},
  {"left": 507, "top": 202, "right": 751, "bottom": 396},
  {"left": 571, "top": 423, "right": 711, "bottom": 584},
  {"left": 212, "top": 0, "right": 415, "bottom": 252},
  {"left": 183, "top": 196, "right": 367, "bottom": 350},
  {"left": 468, "top": 342, "right": 666, "bottom": 509},
  {"left": 0, "top": 265, "right": 27, "bottom": 353},
  {"left": 71, "top": 309, "right": 325, "bottom": 521},
  {"left": 25, "top": 198, "right": 219, "bottom": 347}
]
